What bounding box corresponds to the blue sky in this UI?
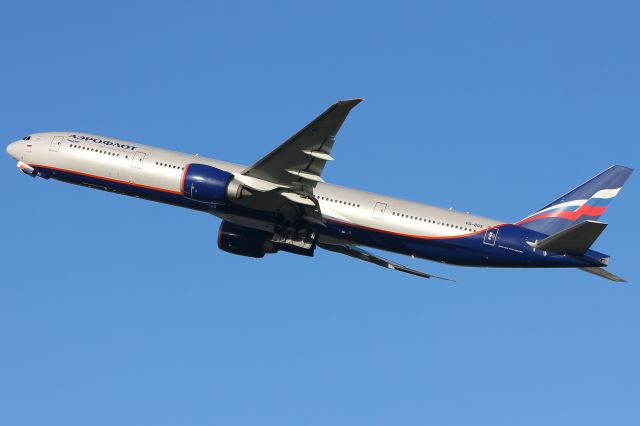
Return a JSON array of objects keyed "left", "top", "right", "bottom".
[{"left": 1, "top": 1, "right": 639, "bottom": 425}]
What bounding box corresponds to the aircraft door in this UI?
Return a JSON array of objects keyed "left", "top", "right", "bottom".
[
  {"left": 372, "top": 202, "right": 387, "bottom": 220},
  {"left": 49, "top": 136, "right": 63, "bottom": 152},
  {"left": 131, "top": 151, "right": 146, "bottom": 169}
]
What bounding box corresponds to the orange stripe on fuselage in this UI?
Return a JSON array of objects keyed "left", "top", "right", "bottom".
[
  {"left": 30, "top": 164, "right": 183, "bottom": 195},
  {"left": 34, "top": 163, "right": 506, "bottom": 240},
  {"left": 180, "top": 164, "right": 191, "bottom": 194}
]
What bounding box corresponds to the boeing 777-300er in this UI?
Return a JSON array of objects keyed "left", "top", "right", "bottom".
[{"left": 5, "top": 99, "right": 634, "bottom": 282}]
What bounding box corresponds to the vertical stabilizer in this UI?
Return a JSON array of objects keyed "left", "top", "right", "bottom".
[{"left": 516, "top": 165, "right": 632, "bottom": 235}]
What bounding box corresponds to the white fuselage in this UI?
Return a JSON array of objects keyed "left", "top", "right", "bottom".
[
  {"left": 8, "top": 132, "right": 502, "bottom": 253},
  {"left": 6, "top": 130, "right": 616, "bottom": 276}
]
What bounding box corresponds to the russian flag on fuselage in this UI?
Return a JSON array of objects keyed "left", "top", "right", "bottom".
[{"left": 517, "top": 165, "right": 633, "bottom": 235}]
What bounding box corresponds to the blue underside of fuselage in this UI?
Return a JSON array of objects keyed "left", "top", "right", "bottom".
[
  {"left": 321, "top": 218, "right": 606, "bottom": 268},
  {"left": 43, "top": 166, "right": 607, "bottom": 269}
]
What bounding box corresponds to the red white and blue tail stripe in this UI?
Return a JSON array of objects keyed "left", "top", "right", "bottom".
[{"left": 516, "top": 165, "right": 633, "bottom": 235}]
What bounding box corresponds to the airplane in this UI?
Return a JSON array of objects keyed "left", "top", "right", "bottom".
[{"left": 5, "top": 99, "right": 634, "bottom": 282}]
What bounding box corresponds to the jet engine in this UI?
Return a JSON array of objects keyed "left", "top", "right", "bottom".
[
  {"left": 182, "top": 163, "right": 250, "bottom": 204},
  {"left": 217, "top": 221, "right": 317, "bottom": 258},
  {"left": 217, "top": 221, "right": 277, "bottom": 258}
]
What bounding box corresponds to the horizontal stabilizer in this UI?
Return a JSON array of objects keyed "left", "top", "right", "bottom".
[
  {"left": 579, "top": 267, "right": 626, "bottom": 283},
  {"left": 318, "top": 243, "right": 454, "bottom": 282},
  {"left": 529, "top": 220, "right": 607, "bottom": 255}
]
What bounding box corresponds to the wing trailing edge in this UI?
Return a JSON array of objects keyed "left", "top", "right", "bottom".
[{"left": 318, "top": 243, "right": 454, "bottom": 282}]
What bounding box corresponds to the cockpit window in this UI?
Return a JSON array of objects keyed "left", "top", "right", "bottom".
[{"left": 22, "top": 136, "right": 31, "bottom": 141}]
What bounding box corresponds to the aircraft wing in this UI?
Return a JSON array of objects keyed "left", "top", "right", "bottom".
[
  {"left": 242, "top": 99, "right": 363, "bottom": 189},
  {"left": 318, "top": 243, "right": 455, "bottom": 282}
]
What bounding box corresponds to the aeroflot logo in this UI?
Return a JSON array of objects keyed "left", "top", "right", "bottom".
[{"left": 68, "top": 134, "right": 137, "bottom": 151}]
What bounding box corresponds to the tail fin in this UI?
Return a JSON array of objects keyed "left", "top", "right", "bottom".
[{"left": 517, "top": 165, "right": 633, "bottom": 235}]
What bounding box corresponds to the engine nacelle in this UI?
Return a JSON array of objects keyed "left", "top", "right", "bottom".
[
  {"left": 182, "top": 163, "right": 248, "bottom": 204},
  {"left": 217, "top": 221, "right": 276, "bottom": 258}
]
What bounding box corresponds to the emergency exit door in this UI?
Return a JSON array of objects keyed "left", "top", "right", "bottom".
[
  {"left": 372, "top": 202, "right": 387, "bottom": 220},
  {"left": 49, "top": 136, "right": 63, "bottom": 152},
  {"left": 131, "top": 151, "right": 146, "bottom": 169}
]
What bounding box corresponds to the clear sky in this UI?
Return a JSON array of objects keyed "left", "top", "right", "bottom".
[{"left": 1, "top": 1, "right": 638, "bottom": 425}]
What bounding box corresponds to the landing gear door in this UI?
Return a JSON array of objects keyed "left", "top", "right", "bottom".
[
  {"left": 49, "top": 136, "right": 63, "bottom": 152},
  {"left": 372, "top": 202, "right": 387, "bottom": 220},
  {"left": 131, "top": 151, "right": 146, "bottom": 169}
]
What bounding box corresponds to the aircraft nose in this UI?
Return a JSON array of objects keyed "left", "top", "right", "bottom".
[{"left": 6, "top": 141, "right": 19, "bottom": 159}]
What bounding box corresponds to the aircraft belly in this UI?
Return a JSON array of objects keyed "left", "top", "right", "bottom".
[{"left": 320, "top": 219, "right": 602, "bottom": 268}]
